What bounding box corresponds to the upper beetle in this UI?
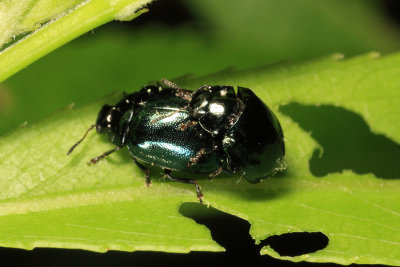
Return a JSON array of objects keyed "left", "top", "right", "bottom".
[{"left": 68, "top": 79, "right": 285, "bottom": 203}]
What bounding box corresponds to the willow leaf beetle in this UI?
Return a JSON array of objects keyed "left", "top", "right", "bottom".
[{"left": 67, "top": 80, "right": 285, "bottom": 203}]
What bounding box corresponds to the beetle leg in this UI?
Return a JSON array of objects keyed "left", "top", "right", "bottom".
[
  {"left": 208, "top": 166, "right": 223, "bottom": 180},
  {"left": 164, "top": 169, "right": 204, "bottom": 204},
  {"left": 178, "top": 120, "right": 198, "bottom": 131},
  {"left": 87, "top": 146, "right": 121, "bottom": 165},
  {"left": 132, "top": 157, "right": 152, "bottom": 186},
  {"left": 188, "top": 148, "right": 206, "bottom": 167},
  {"left": 188, "top": 146, "right": 221, "bottom": 167}
]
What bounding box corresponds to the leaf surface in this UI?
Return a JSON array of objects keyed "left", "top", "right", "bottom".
[{"left": 0, "top": 52, "right": 399, "bottom": 265}]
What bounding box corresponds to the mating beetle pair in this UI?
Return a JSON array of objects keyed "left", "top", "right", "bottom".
[{"left": 68, "top": 80, "right": 285, "bottom": 203}]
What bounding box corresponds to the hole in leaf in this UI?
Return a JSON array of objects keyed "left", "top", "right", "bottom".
[
  {"left": 180, "top": 202, "right": 261, "bottom": 260},
  {"left": 180, "top": 203, "right": 329, "bottom": 264},
  {"left": 262, "top": 232, "right": 329, "bottom": 257},
  {"left": 279, "top": 103, "right": 400, "bottom": 179}
]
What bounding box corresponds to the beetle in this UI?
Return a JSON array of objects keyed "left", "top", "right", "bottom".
[{"left": 67, "top": 79, "right": 285, "bottom": 203}]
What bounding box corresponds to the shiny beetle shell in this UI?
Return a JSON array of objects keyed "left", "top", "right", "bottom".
[{"left": 68, "top": 81, "right": 285, "bottom": 202}]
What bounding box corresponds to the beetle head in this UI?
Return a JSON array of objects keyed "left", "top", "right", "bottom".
[
  {"left": 95, "top": 104, "right": 125, "bottom": 146},
  {"left": 67, "top": 90, "right": 141, "bottom": 156}
]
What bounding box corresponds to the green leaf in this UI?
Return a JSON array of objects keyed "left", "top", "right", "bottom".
[
  {"left": 0, "top": 0, "right": 152, "bottom": 82},
  {"left": 0, "top": 52, "right": 399, "bottom": 265},
  {"left": 0, "top": 0, "right": 82, "bottom": 44}
]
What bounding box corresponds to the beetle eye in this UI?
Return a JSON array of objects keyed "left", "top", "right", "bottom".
[{"left": 96, "top": 124, "right": 103, "bottom": 133}]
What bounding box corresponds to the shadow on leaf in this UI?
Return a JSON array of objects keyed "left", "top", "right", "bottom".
[{"left": 279, "top": 103, "right": 400, "bottom": 179}]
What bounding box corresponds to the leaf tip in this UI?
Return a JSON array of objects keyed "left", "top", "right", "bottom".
[{"left": 114, "top": 0, "right": 153, "bottom": 22}]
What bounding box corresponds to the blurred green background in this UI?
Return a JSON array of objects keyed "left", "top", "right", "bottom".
[{"left": 1, "top": 0, "right": 400, "bottom": 135}]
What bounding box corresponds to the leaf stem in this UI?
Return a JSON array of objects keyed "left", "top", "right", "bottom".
[{"left": 0, "top": 0, "right": 151, "bottom": 83}]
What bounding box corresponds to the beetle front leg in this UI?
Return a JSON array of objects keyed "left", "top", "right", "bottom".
[
  {"left": 87, "top": 146, "right": 121, "bottom": 165},
  {"left": 164, "top": 169, "right": 204, "bottom": 204}
]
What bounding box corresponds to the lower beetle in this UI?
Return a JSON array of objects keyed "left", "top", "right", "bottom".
[{"left": 68, "top": 80, "right": 285, "bottom": 203}]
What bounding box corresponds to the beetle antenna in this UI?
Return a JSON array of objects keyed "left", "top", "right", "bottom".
[
  {"left": 161, "top": 79, "right": 182, "bottom": 90},
  {"left": 67, "top": 124, "right": 95, "bottom": 155},
  {"left": 161, "top": 79, "right": 193, "bottom": 102}
]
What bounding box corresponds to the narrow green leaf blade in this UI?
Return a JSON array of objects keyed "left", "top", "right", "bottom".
[{"left": 0, "top": 0, "right": 152, "bottom": 82}]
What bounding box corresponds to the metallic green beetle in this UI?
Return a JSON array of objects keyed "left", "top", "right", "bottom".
[{"left": 68, "top": 80, "right": 285, "bottom": 203}]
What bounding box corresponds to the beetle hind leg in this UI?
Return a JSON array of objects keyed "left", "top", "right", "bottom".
[
  {"left": 132, "top": 157, "right": 152, "bottom": 186},
  {"left": 163, "top": 169, "right": 204, "bottom": 204}
]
